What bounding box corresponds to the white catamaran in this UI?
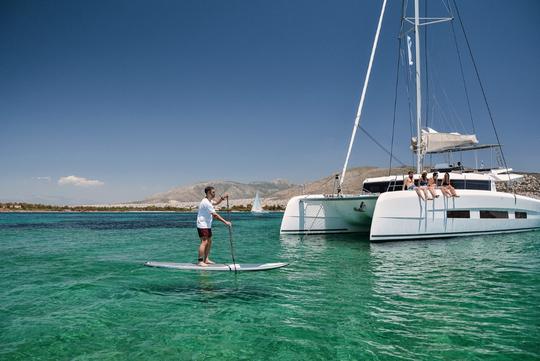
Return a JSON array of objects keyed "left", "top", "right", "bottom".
[{"left": 280, "top": 0, "right": 540, "bottom": 240}]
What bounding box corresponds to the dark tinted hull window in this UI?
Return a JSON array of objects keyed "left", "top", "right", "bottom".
[
  {"left": 451, "top": 180, "right": 490, "bottom": 190},
  {"left": 364, "top": 181, "right": 404, "bottom": 193},
  {"left": 447, "top": 210, "right": 470, "bottom": 218},
  {"left": 480, "top": 210, "right": 509, "bottom": 219}
]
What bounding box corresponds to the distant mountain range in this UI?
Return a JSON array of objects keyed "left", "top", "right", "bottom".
[
  {"left": 134, "top": 166, "right": 411, "bottom": 207},
  {"left": 138, "top": 179, "right": 294, "bottom": 205},
  {"left": 131, "top": 166, "right": 540, "bottom": 208}
]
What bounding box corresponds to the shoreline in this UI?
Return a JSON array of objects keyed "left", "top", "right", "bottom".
[{"left": 0, "top": 209, "right": 284, "bottom": 214}]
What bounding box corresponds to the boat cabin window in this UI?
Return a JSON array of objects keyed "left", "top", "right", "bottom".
[
  {"left": 364, "top": 177, "right": 491, "bottom": 193},
  {"left": 363, "top": 181, "right": 403, "bottom": 193},
  {"left": 480, "top": 210, "right": 509, "bottom": 219},
  {"left": 450, "top": 180, "right": 491, "bottom": 191},
  {"left": 515, "top": 211, "right": 527, "bottom": 219},
  {"left": 447, "top": 210, "right": 470, "bottom": 218}
]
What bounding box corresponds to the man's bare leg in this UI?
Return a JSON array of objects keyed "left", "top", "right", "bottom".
[
  {"left": 204, "top": 238, "right": 214, "bottom": 264},
  {"left": 198, "top": 238, "right": 209, "bottom": 266}
]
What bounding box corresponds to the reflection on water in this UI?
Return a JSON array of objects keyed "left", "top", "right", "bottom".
[
  {"left": 1, "top": 213, "right": 539, "bottom": 360},
  {"left": 136, "top": 281, "right": 281, "bottom": 303}
]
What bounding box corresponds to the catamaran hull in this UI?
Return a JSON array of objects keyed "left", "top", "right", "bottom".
[
  {"left": 280, "top": 194, "right": 379, "bottom": 234},
  {"left": 370, "top": 190, "right": 540, "bottom": 241}
]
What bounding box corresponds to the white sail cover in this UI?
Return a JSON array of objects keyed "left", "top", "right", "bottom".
[{"left": 411, "top": 128, "right": 479, "bottom": 154}]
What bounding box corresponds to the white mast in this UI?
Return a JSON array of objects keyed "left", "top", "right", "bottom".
[
  {"left": 414, "top": 0, "right": 422, "bottom": 173},
  {"left": 339, "top": 0, "right": 388, "bottom": 188},
  {"left": 403, "top": 1, "right": 452, "bottom": 172}
]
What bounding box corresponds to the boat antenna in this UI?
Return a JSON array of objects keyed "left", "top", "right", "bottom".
[
  {"left": 226, "top": 197, "right": 237, "bottom": 274},
  {"left": 340, "top": 0, "right": 388, "bottom": 187}
]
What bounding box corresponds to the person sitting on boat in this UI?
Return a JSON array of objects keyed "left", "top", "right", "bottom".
[
  {"left": 196, "top": 186, "right": 232, "bottom": 267},
  {"left": 403, "top": 171, "right": 415, "bottom": 190},
  {"left": 418, "top": 171, "right": 432, "bottom": 200},
  {"left": 403, "top": 170, "right": 426, "bottom": 200},
  {"left": 441, "top": 172, "right": 459, "bottom": 198},
  {"left": 427, "top": 172, "right": 440, "bottom": 198}
]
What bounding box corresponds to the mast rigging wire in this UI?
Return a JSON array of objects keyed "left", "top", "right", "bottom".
[
  {"left": 359, "top": 126, "right": 407, "bottom": 167},
  {"left": 451, "top": 0, "right": 514, "bottom": 195},
  {"left": 450, "top": 9, "right": 476, "bottom": 133},
  {"left": 424, "top": 0, "right": 430, "bottom": 129},
  {"left": 389, "top": 1, "right": 408, "bottom": 175},
  {"left": 339, "top": 0, "right": 388, "bottom": 187}
]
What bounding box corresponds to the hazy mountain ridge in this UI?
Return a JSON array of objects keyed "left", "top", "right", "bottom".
[
  {"left": 138, "top": 179, "right": 294, "bottom": 204},
  {"left": 137, "top": 167, "right": 411, "bottom": 206},
  {"left": 134, "top": 167, "right": 540, "bottom": 208},
  {"left": 269, "top": 166, "right": 411, "bottom": 201}
]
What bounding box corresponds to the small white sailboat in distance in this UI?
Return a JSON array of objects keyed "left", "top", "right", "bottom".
[{"left": 251, "top": 191, "right": 267, "bottom": 214}]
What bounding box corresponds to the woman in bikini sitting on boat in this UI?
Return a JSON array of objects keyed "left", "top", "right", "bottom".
[
  {"left": 416, "top": 171, "right": 433, "bottom": 200},
  {"left": 427, "top": 172, "right": 440, "bottom": 199},
  {"left": 441, "top": 172, "right": 459, "bottom": 197}
]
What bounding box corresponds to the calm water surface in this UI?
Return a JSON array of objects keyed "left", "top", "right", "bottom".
[{"left": 1, "top": 212, "right": 539, "bottom": 360}]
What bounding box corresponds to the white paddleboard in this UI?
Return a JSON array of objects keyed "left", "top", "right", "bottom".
[{"left": 144, "top": 261, "right": 288, "bottom": 272}]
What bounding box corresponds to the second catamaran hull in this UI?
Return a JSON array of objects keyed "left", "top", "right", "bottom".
[
  {"left": 280, "top": 194, "right": 379, "bottom": 234},
  {"left": 370, "top": 190, "right": 540, "bottom": 241}
]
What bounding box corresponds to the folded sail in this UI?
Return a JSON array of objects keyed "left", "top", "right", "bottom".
[{"left": 411, "top": 128, "right": 479, "bottom": 154}]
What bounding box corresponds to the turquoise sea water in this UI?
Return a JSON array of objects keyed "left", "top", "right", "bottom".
[{"left": 1, "top": 212, "right": 539, "bottom": 360}]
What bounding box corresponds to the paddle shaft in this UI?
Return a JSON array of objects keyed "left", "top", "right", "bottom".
[{"left": 226, "top": 198, "right": 237, "bottom": 273}]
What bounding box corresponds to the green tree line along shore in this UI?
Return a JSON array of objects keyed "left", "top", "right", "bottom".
[{"left": 0, "top": 203, "right": 285, "bottom": 212}]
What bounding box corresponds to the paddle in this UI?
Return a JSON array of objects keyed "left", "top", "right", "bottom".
[{"left": 226, "top": 197, "right": 237, "bottom": 273}]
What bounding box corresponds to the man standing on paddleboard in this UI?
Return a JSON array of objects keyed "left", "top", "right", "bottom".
[{"left": 196, "top": 186, "right": 232, "bottom": 267}]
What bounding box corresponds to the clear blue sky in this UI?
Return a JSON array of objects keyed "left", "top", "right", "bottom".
[{"left": 1, "top": 0, "right": 539, "bottom": 204}]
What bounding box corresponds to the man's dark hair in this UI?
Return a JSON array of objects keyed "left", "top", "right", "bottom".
[{"left": 204, "top": 186, "right": 215, "bottom": 195}]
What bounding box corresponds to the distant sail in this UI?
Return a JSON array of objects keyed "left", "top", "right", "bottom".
[{"left": 251, "top": 191, "right": 265, "bottom": 213}]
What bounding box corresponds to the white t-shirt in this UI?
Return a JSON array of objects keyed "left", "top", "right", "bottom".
[{"left": 197, "top": 198, "right": 215, "bottom": 228}]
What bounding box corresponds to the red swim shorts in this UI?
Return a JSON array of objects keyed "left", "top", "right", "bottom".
[{"left": 197, "top": 228, "right": 212, "bottom": 238}]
